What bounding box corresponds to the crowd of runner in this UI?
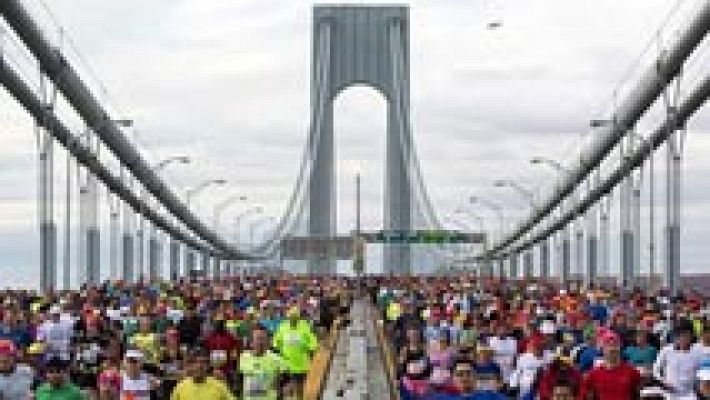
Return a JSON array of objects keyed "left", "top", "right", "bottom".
[
  {"left": 0, "top": 275, "right": 353, "bottom": 399},
  {"left": 2, "top": 274, "right": 709, "bottom": 399},
  {"left": 371, "top": 277, "right": 710, "bottom": 400}
]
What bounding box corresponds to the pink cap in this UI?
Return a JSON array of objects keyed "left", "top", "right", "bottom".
[
  {"left": 598, "top": 329, "right": 621, "bottom": 347},
  {"left": 0, "top": 340, "right": 17, "bottom": 357}
]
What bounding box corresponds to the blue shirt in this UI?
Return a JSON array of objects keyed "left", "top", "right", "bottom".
[
  {"left": 429, "top": 390, "right": 508, "bottom": 400},
  {"left": 473, "top": 361, "right": 502, "bottom": 378},
  {"left": 576, "top": 345, "right": 602, "bottom": 372},
  {"left": 587, "top": 304, "right": 609, "bottom": 324},
  {"left": 623, "top": 345, "right": 658, "bottom": 366},
  {"left": 259, "top": 318, "right": 283, "bottom": 334},
  {"left": 0, "top": 325, "right": 31, "bottom": 349}
]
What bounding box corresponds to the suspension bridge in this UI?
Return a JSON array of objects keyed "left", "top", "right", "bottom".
[{"left": 1, "top": 1, "right": 710, "bottom": 397}]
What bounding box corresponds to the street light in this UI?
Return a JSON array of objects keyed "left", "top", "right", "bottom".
[
  {"left": 249, "top": 216, "right": 275, "bottom": 251},
  {"left": 185, "top": 179, "right": 228, "bottom": 209},
  {"left": 493, "top": 180, "right": 536, "bottom": 208},
  {"left": 530, "top": 157, "right": 570, "bottom": 174},
  {"left": 487, "top": 21, "right": 503, "bottom": 29},
  {"left": 154, "top": 156, "right": 190, "bottom": 171},
  {"left": 213, "top": 194, "right": 248, "bottom": 233},
  {"left": 469, "top": 196, "right": 505, "bottom": 243},
  {"left": 589, "top": 119, "right": 611, "bottom": 129},
  {"left": 233, "top": 206, "right": 263, "bottom": 248},
  {"left": 183, "top": 178, "right": 227, "bottom": 277},
  {"left": 139, "top": 155, "right": 191, "bottom": 281},
  {"left": 71, "top": 118, "right": 132, "bottom": 286},
  {"left": 627, "top": 132, "right": 656, "bottom": 289}
]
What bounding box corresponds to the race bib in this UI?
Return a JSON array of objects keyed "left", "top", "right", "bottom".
[
  {"left": 478, "top": 379, "right": 498, "bottom": 391},
  {"left": 430, "top": 367, "right": 450, "bottom": 384},
  {"left": 406, "top": 360, "right": 426, "bottom": 375},
  {"left": 519, "top": 368, "right": 537, "bottom": 389},
  {"left": 245, "top": 374, "right": 269, "bottom": 396},
  {"left": 163, "top": 363, "right": 179, "bottom": 375},
  {"left": 211, "top": 350, "right": 228, "bottom": 365},
  {"left": 286, "top": 332, "right": 302, "bottom": 346}
]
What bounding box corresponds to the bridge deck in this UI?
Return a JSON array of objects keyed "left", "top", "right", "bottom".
[{"left": 321, "top": 298, "right": 392, "bottom": 399}]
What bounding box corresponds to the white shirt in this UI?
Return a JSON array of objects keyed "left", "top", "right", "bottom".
[
  {"left": 166, "top": 308, "right": 184, "bottom": 324},
  {"left": 692, "top": 342, "right": 710, "bottom": 360},
  {"left": 120, "top": 372, "right": 152, "bottom": 400},
  {"left": 510, "top": 352, "right": 547, "bottom": 399},
  {"left": 0, "top": 364, "right": 34, "bottom": 400},
  {"left": 489, "top": 336, "right": 518, "bottom": 381},
  {"left": 106, "top": 308, "right": 123, "bottom": 322},
  {"left": 37, "top": 319, "right": 74, "bottom": 360},
  {"left": 653, "top": 344, "right": 701, "bottom": 395}
]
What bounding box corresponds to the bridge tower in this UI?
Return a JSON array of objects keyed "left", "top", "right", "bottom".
[{"left": 308, "top": 5, "right": 412, "bottom": 274}]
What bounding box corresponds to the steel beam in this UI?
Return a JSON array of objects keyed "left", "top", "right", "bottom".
[
  {"left": 0, "top": 56, "right": 225, "bottom": 257},
  {"left": 169, "top": 239, "right": 180, "bottom": 281},
  {"left": 494, "top": 71, "right": 710, "bottom": 261},
  {"left": 38, "top": 130, "right": 56, "bottom": 293},
  {"left": 539, "top": 240, "right": 549, "bottom": 279},
  {"left": 0, "top": 0, "right": 248, "bottom": 260},
  {"left": 483, "top": 0, "right": 710, "bottom": 256},
  {"left": 523, "top": 250, "right": 533, "bottom": 279}
]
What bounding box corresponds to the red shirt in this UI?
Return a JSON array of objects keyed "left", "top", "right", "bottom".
[
  {"left": 204, "top": 330, "right": 240, "bottom": 373},
  {"left": 537, "top": 367, "right": 581, "bottom": 400},
  {"left": 579, "top": 362, "right": 640, "bottom": 400}
]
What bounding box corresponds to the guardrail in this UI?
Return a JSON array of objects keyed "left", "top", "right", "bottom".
[
  {"left": 304, "top": 318, "right": 342, "bottom": 400},
  {"left": 374, "top": 315, "right": 400, "bottom": 400}
]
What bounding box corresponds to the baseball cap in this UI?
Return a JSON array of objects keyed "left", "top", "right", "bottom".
[{"left": 598, "top": 330, "right": 622, "bottom": 347}]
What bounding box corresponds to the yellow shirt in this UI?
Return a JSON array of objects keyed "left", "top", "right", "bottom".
[
  {"left": 130, "top": 333, "right": 159, "bottom": 363},
  {"left": 170, "top": 377, "right": 235, "bottom": 400}
]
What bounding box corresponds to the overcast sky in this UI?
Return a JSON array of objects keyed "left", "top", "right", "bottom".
[{"left": 0, "top": 0, "right": 709, "bottom": 287}]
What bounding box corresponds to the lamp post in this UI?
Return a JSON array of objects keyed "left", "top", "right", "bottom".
[
  {"left": 232, "top": 206, "right": 263, "bottom": 273},
  {"left": 470, "top": 196, "right": 506, "bottom": 278},
  {"left": 186, "top": 179, "right": 228, "bottom": 210},
  {"left": 493, "top": 180, "right": 537, "bottom": 279},
  {"left": 455, "top": 208, "right": 488, "bottom": 276},
  {"left": 493, "top": 180, "right": 536, "bottom": 208},
  {"left": 213, "top": 194, "right": 248, "bottom": 234},
  {"left": 183, "top": 178, "right": 227, "bottom": 278},
  {"left": 627, "top": 131, "right": 655, "bottom": 290},
  {"left": 233, "top": 206, "right": 264, "bottom": 249},
  {"left": 141, "top": 155, "right": 190, "bottom": 281},
  {"left": 530, "top": 156, "right": 577, "bottom": 286},
  {"left": 67, "top": 119, "right": 131, "bottom": 288}
]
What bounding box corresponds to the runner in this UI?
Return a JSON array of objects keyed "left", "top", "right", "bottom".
[
  {"left": 653, "top": 323, "right": 701, "bottom": 396},
  {"left": 0, "top": 339, "right": 34, "bottom": 400},
  {"left": 36, "top": 305, "right": 74, "bottom": 361},
  {"left": 272, "top": 306, "right": 318, "bottom": 399},
  {"left": 170, "top": 348, "right": 234, "bottom": 399},
  {"left": 239, "top": 324, "right": 287, "bottom": 400},
  {"left": 579, "top": 332, "right": 641, "bottom": 400},
  {"left": 35, "top": 357, "right": 85, "bottom": 400}
]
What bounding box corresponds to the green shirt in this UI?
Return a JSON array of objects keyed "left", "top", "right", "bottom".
[
  {"left": 272, "top": 320, "right": 318, "bottom": 374},
  {"left": 35, "top": 382, "right": 85, "bottom": 400},
  {"left": 239, "top": 350, "right": 287, "bottom": 400}
]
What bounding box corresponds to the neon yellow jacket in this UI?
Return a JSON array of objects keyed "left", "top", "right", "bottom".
[
  {"left": 239, "top": 350, "right": 287, "bottom": 400},
  {"left": 386, "top": 301, "right": 402, "bottom": 322},
  {"left": 272, "top": 320, "right": 318, "bottom": 374}
]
